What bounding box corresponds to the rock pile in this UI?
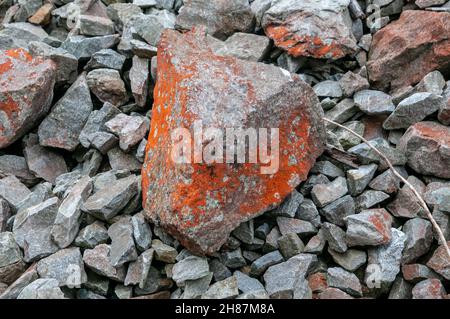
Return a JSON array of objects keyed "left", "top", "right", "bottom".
[{"left": 0, "top": 0, "right": 449, "bottom": 299}]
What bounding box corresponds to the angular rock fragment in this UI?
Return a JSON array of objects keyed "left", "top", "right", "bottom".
[
  {"left": 345, "top": 209, "right": 392, "bottom": 247},
  {"left": 328, "top": 248, "right": 367, "bottom": 272},
  {"left": 74, "top": 221, "right": 109, "bottom": 249},
  {"left": 412, "top": 279, "right": 446, "bottom": 299},
  {"left": 214, "top": 32, "right": 271, "bottom": 62},
  {"left": 311, "top": 177, "right": 348, "bottom": 208},
  {"left": 0, "top": 175, "right": 31, "bottom": 211},
  {"left": 176, "top": 0, "right": 254, "bottom": 40},
  {"left": 87, "top": 68, "right": 128, "bottom": 106},
  {"left": 108, "top": 217, "right": 138, "bottom": 267},
  {"left": 367, "top": 10, "right": 450, "bottom": 90},
  {"left": 347, "top": 164, "right": 378, "bottom": 196},
  {"left": 0, "top": 199, "right": 10, "bottom": 232},
  {"left": 172, "top": 256, "right": 210, "bottom": 286},
  {"left": 13, "top": 197, "right": 59, "bottom": 262},
  {"left": 17, "top": 278, "right": 65, "bottom": 299},
  {"left": 354, "top": 90, "right": 395, "bottom": 115},
  {"left": 130, "top": 56, "right": 151, "bottom": 107},
  {"left": 142, "top": 29, "right": 325, "bottom": 255},
  {"left": 322, "top": 222, "right": 347, "bottom": 253},
  {"left": 105, "top": 114, "right": 148, "bottom": 152},
  {"left": 38, "top": 73, "right": 93, "bottom": 151},
  {"left": 61, "top": 34, "right": 120, "bottom": 60},
  {"left": 152, "top": 239, "right": 177, "bottom": 263},
  {"left": 383, "top": 93, "right": 444, "bottom": 130},
  {"left": 0, "top": 232, "right": 25, "bottom": 285},
  {"left": 398, "top": 122, "right": 450, "bottom": 179},
  {"left": 355, "top": 190, "right": 390, "bottom": 211},
  {"left": 83, "top": 244, "right": 126, "bottom": 282},
  {"left": 276, "top": 217, "right": 317, "bottom": 238},
  {"left": 402, "top": 264, "right": 441, "bottom": 283},
  {"left": 131, "top": 212, "right": 152, "bottom": 252},
  {"left": 387, "top": 176, "right": 426, "bottom": 219},
  {"left": 327, "top": 267, "right": 362, "bottom": 297},
  {"left": 51, "top": 176, "right": 92, "bottom": 248},
  {"left": 202, "top": 275, "right": 239, "bottom": 299},
  {"left": 79, "top": 15, "right": 115, "bottom": 36},
  {"left": 402, "top": 218, "right": 433, "bottom": 264},
  {"left": 0, "top": 48, "right": 55, "bottom": 149},
  {"left": 0, "top": 155, "right": 38, "bottom": 187},
  {"left": 37, "top": 247, "right": 87, "bottom": 288},
  {"left": 85, "top": 49, "right": 126, "bottom": 72},
  {"left": 124, "top": 249, "right": 154, "bottom": 288},
  {"left": 250, "top": 251, "right": 284, "bottom": 277},
  {"left": 262, "top": 0, "right": 357, "bottom": 60},
  {"left": 426, "top": 242, "right": 450, "bottom": 280},
  {"left": 82, "top": 175, "right": 138, "bottom": 221}
]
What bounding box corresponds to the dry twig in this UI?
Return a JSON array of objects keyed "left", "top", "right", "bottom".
[{"left": 323, "top": 117, "right": 450, "bottom": 261}]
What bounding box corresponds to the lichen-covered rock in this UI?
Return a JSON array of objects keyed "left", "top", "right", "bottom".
[
  {"left": 142, "top": 28, "right": 325, "bottom": 255},
  {"left": 0, "top": 48, "right": 55, "bottom": 149},
  {"left": 367, "top": 10, "right": 450, "bottom": 90},
  {"left": 262, "top": 0, "right": 358, "bottom": 60}
]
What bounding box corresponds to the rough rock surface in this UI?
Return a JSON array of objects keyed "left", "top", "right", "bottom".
[
  {"left": 142, "top": 28, "right": 325, "bottom": 255},
  {"left": 0, "top": 48, "right": 55, "bottom": 149}
]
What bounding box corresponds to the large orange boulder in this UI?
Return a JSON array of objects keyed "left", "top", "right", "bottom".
[
  {"left": 142, "top": 28, "right": 325, "bottom": 255},
  {"left": 367, "top": 10, "right": 450, "bottom": 91},
  {"left": 0, "top": 48, "right": 56, "bottom": 149}
]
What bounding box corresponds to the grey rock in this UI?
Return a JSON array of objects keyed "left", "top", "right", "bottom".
[
  {"left": 79, "top": 102, "right": 121, "bottom": 149},
  {"left": 17, "top": 278, "right": 65, "bottom": 299},
  {"left": 105, "top": 114, "right": 149, "bottom": 152},
  {"left": 383, "top": 93, "right": 444, "bottom": 130},
  {"left": 402, "top": 264, "right": 442, "bottom": 283},
  {"left": 176, "top": 0, "right": 254, "bottom": 40},
  {"left": 250, "top": 0, "right": 272, "bottom": 27},
  {"left": 339, "top": 71, "right": 370, "bottom": 97},
  {"left": 237, "top": 289, "right": 270, "bottom": 299},
  {"left": 273, "top": 190, "right": 303, "bottom": 218},
  {"left": 325, "top": 98, "right": 358, "bottom": 124},
  {"left": 202, "top": 275, "right": 239, "bottom": 299},
  {"left": 0, "top": 264, "right": 39, "bottom": 299},
  {"left": 209, "top": 259, "right": 232, "bottom": 282},
  {"left": 115, "top": 284, "right": 133, "bottom": 299},
  {"left": 320, "top": 195, "right": 355, "bottom": 227},
  {"left": 82, "top": 175, "right": 138, "bottom": 221},
  {"left": 365, "top": 228, "right": 406, "bottom": 290},
  {"left": 347, "top": 164, "right": 378, "bottom": 196},
  {"left": 51, "top": 176, "right": 92, "bottom": 248},
  {"left": 131, "top": 212, "right": 152, "bottom": 252},
  {"left": 296, "top": 199, "right": 321, "bottom": 228},
  {"left": 221, "top": 248, "right": 246, "bottom": 269},
  {"left": 108, "top": 217, "right": 138, "bottom": 267},
  {"left": 0, "top": 199, "right": 10, "bottom": 232},
  {"left": 278, "top": 233, "right": 304, "bottom": 259},
  {"left": 13, "top": 197, "right": 59, "bottom": 262},
  {"left": 0, "top": 155, "right": 38, "bottom": 187},
  {"left": 107, "top": 147, "right": 143, "bottom": 172},
  {"left": 28, "top": 41, "right": 78, "bottom": 88},
  {"left": 152, "top": 239, "right": 177, "bottom": 263},
  {"left": 37, "top": 247, "right": 87, "bottom": 288},
  {"left": 77, "top": 289, "right": 106, "bottom": 299},
  {"left": 136, "top": 139, "right": 148, "bottom": 163},
  {"left": 304, "top": 230, "right": 326, "bottom": 254},
  {"left": 38, "top": 73, "right": 93, "bottom": 151},
  {"left": 415, "top": 0, "right": 448, "bottom": 8},
  {"left": 250, "top": 250, "right": 284, "bottom": 276},
  {"left": 86, "top": 68, "right": 128, "bottom": 106},
  {"left": 313, "top": 81, "right": 343, "bottom": 98},
  {"left": 402, "top": 218, "right": 433, "bottom": 264},
  {"left": 172, "top": 255, "right": 210, "bottom": 286},
  {"left": 183, "top": 272, "right": 213, "bottom": 299},
  {"left": 264, "top": 254, "right": 317, "bottom": 299},
  {"left": 234, "top": 270, "right": 265, "bottom": 293},
  {"left": 345, "top": 209, "right": 393, "bottom": 247},
  {"left": 85, "top": 49, "right": 126, "bottom": 71},
  {"left": 90, "top": 132, "right": 118, "bottom": 154},
  {"left": 354, "top": 90, "right": 395, "bottom": 115},
  {"left": 300, "top": 174, "right": 329, "bottom": 196},
  {"left": 124, "top": 248, "right": 154, "bottom": 288},
  {"left": 276, "top": 217, "right": 317, "bottom": 237},
  {"left": 23, "top": 134, "right": 68, "bottom": 184},
  {"left": 0, "top": 232, "right": 25, "bottom": 285},
  {"left": 0, "top": 22, "right": 49, "bottom": 49},
  {"left": 53, "top": 171, "right": 82, "bottom": 198},
  {"left": 322, "top": 222, "right": 347, "bottom": 253},
  {"left": 130, "top": 56, "right": 151, "bottom": 107},
  {"left": 328, "top": 248, "right": 367, "bottom": 272},
  {"left": 424, "top": 183, "right": 450, "bottom": 212},
  {"left": 415, "top": 70, "right": 446, "bottom": 95},
  {"left": 79, "top": 15, "right": 115, "bottom": 36},
  {"left": 327, "top": 267, "right": 362, "bottom": 297},
  {"left": 311, "top": 177, "right": 348, "bottom": 208},
  {"left": 311, "top": 161, "right": 344, "bottom": 178},
  {"left": 348, "top": 138, "right": 407, "bottom": 168},
  {"left": 61, "top": 34, "right": 120, "bottom": 60},
  {"left": 388, "top": 277, "right": 413, "bottom": 299},
  {"left": 107, "top": 3, "right": 143, "bottom": 31},
  {"left": 0, "top": 176, "right": 31, "bottom": 211},
  {"left": 355, "top": 190, "right": 390, "bottom": 211},
  {"left": 130, "top": 40, "right": 158, "bottom": 59},
  {"left": 214, "top": 32, "right": 270, "bottom": 62},
  {"left": 127, "top": 11, "right": 175, "bottom": 46},
  {"left": 369, "top": 167, "right": 408, "bottom": 194},
  {"left": 83, "top": 244, "right": 126, "bottom": 282},
  {"left": 84, "top": 271, "right": 110, "bottom": 296}
]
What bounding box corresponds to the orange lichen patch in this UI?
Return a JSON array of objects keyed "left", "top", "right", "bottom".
[
  {"left": 413, "top": 121, "right": 450, "bottom": 145},
  {"left": 368, "top": 211, "right": 391, "bottom": 243},
  {"left": 0, "top": 94, "right": 19, "bottom": 119},
  {"left": 265, "top": 24, "right": 346, "bottom": 59},
  {"left": 5, "top": 48, "right": 33, "bottom": 63}
]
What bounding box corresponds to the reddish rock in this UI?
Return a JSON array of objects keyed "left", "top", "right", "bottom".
[
  {"left": 262, "top": 0, "right": 358, "bottom": 60},
  {"left": 0, "top": 48, "right": 56, "bottom": 149},
  {"left": 412, "top": 279, "right": 446, "bottom": 299},
  {"left": 317, "top": 287, "right": 354, "bottom": 299},
  {"left": 398, "top": 122, "right": 450, "bottom": 179},
  {"left": 142, "top": 28, "right": 325, "bottom": 255},
  {"left": 426, "top": 241, "right": 450, "bottom": 280},
  {"left": 308, "top": 272, "right": 328, "bottom": 294},
  {"left": 367, "top": 10, "right": 450, "bottom": 91}
]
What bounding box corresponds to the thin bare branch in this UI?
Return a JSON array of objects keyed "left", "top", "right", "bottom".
[{"left": 323, "top": 117, "right": 450, "bottom": 261}]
